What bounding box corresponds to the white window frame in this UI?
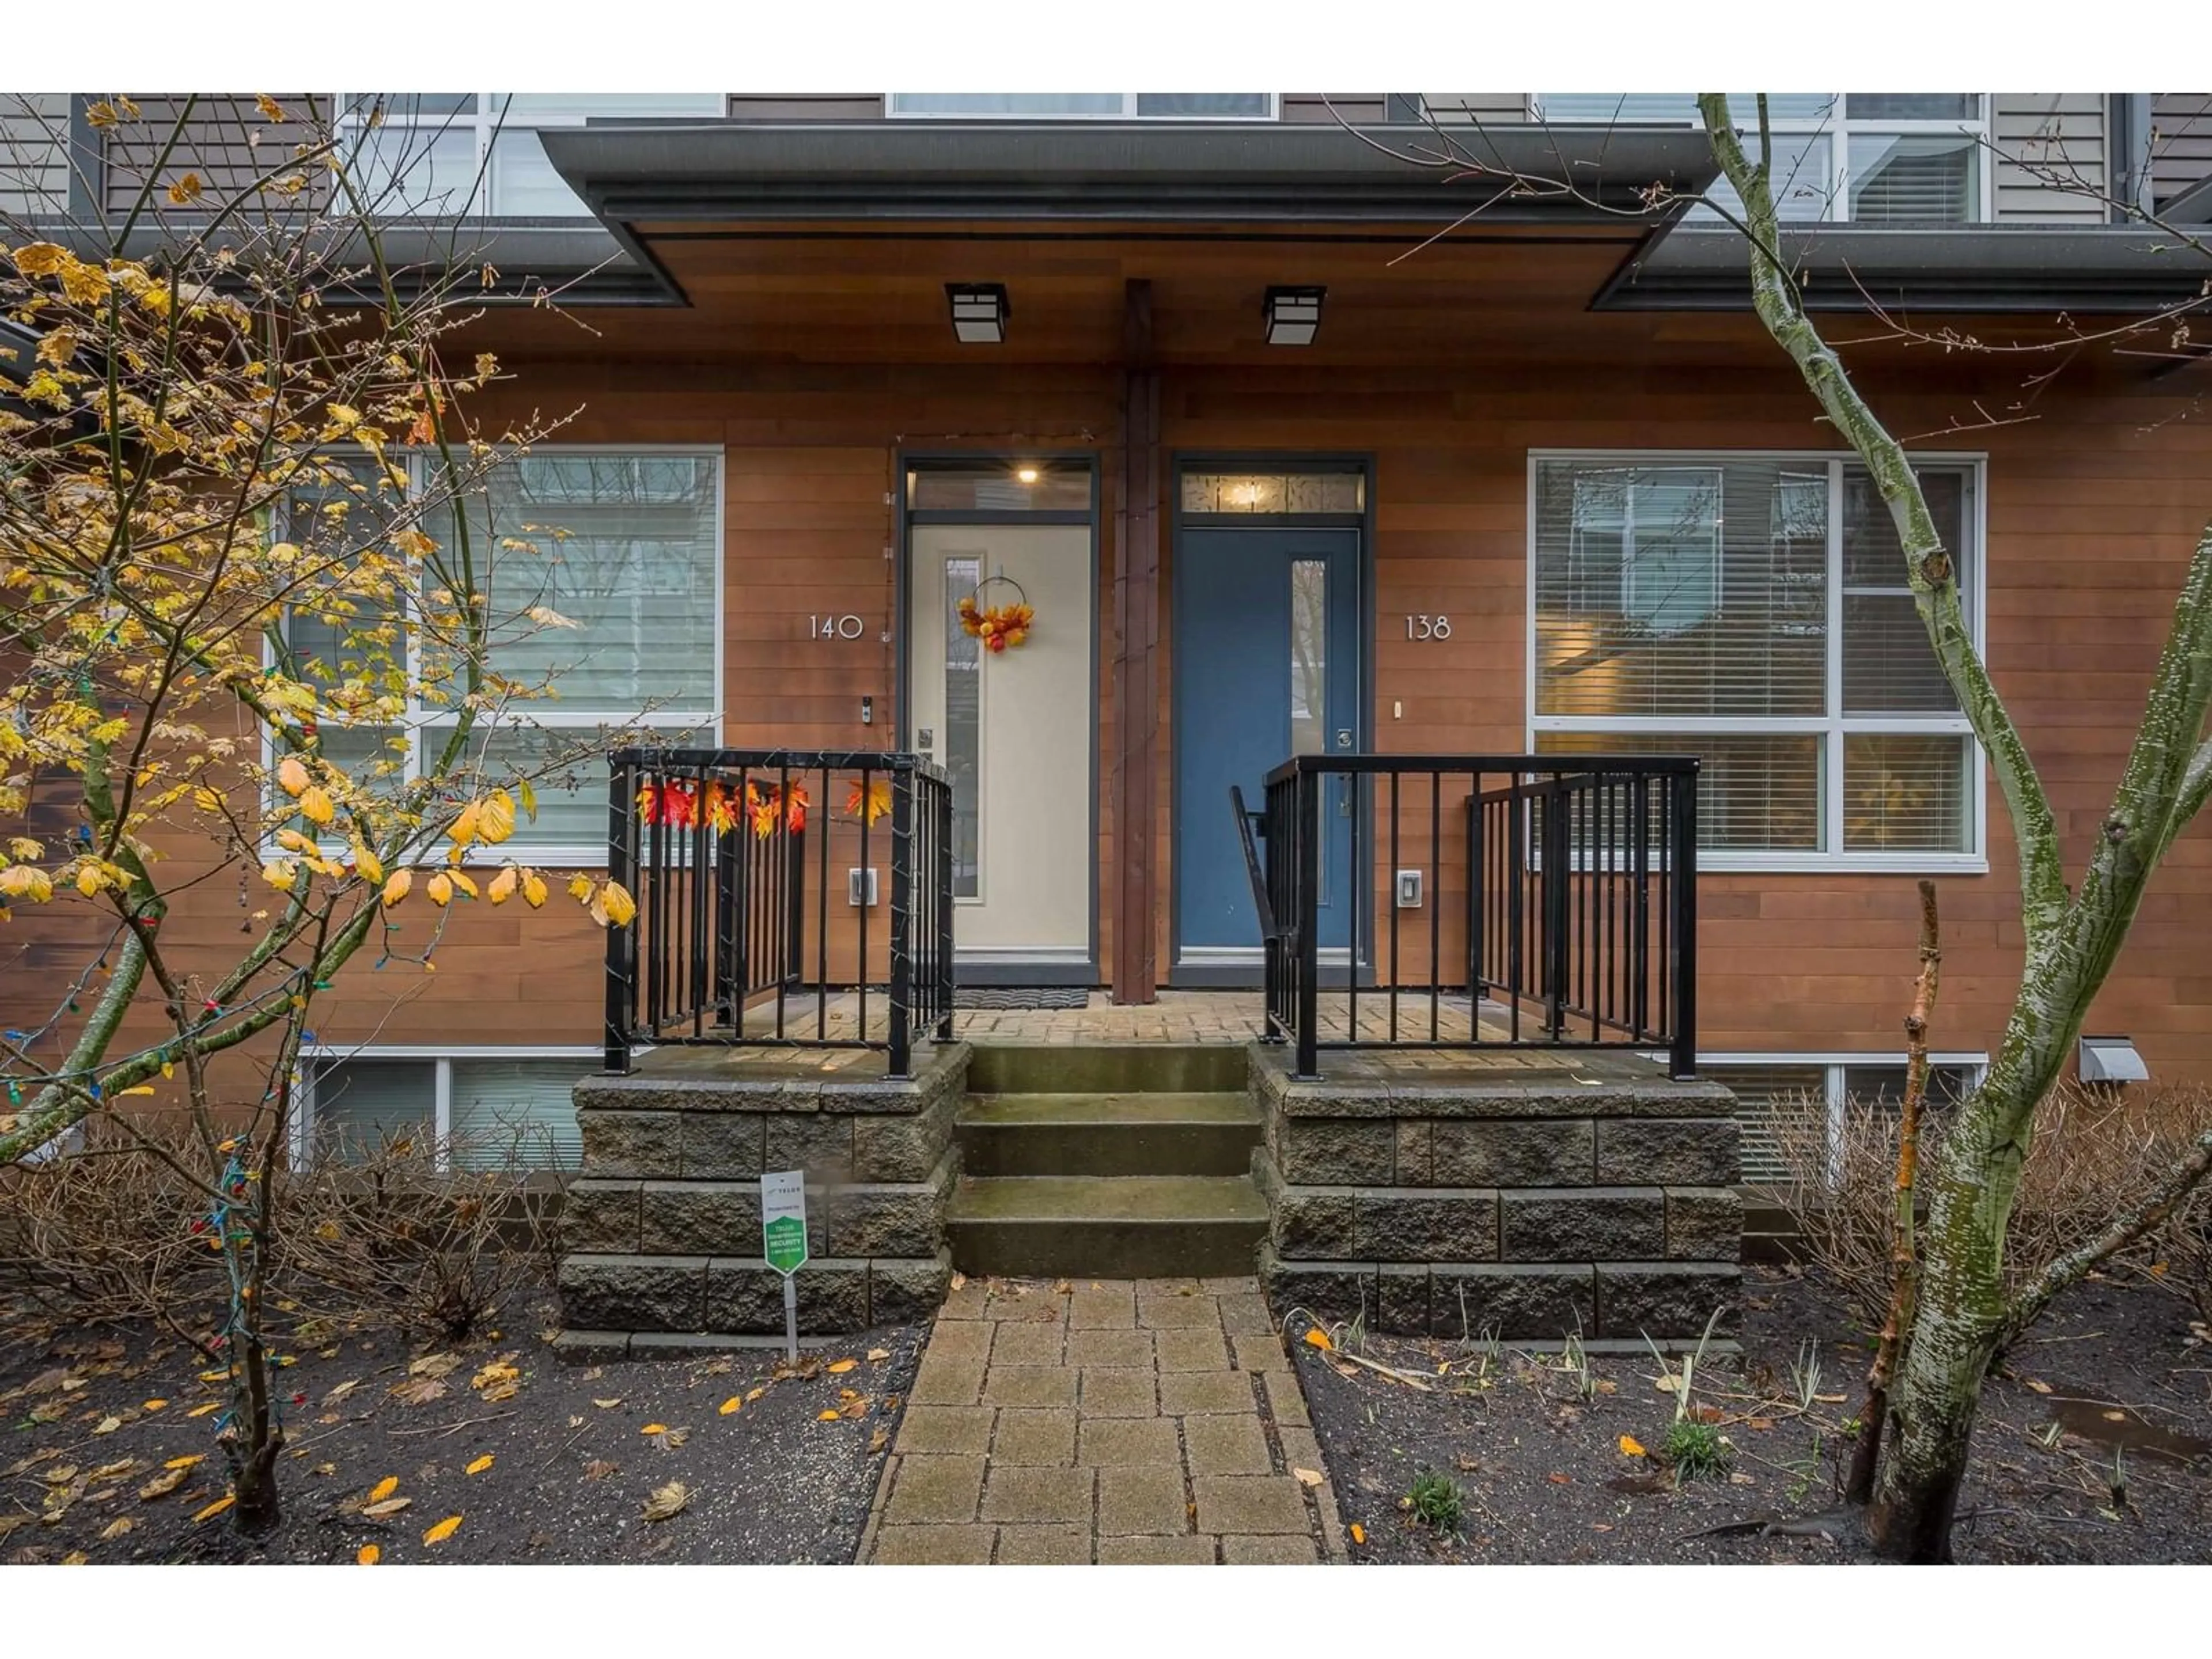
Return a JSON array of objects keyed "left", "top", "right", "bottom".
[
  {"left": 885, "top": 93, "right": 1281, "bottom": 122},
  {"left": 1531, "top": 94, "right": 1994, "bottom": 224},
  {"left": 335, "top": 94, "right": 725, "bottom": 216},
  {"left": 1703, "top": 1050, "right": 1989, "bottom": 1187},
  {"left": 270, "top": 443, "right": 724, "bottom": 868},
  {"left": 292, "top": 1044, "right": 601, "bottom": 1173},
  {"left": 1527, "top": 448, "right": 1990, "bottom": 874}
]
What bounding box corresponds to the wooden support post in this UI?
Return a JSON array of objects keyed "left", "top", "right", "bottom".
[{"left": 1111, "top": 278, "right": 1161, "bottom": 1004}]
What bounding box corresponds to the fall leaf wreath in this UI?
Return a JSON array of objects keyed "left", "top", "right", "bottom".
[{"left": 956, "top": 573, "right": 1035, "bottom": 654}]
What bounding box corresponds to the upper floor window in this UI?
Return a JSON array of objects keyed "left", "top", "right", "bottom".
[
  {"left": 342, "top": 94, "right": 722, "bottom": 216},
  {"left": 887, "top": 94, "right": 1275, "bottom": 120},
  {"left": 1533, "top": 94, "right": 1989, "bottom": 224},
  {"left": 1530, "top": 452, "right": 1983, "bottom": 869}
]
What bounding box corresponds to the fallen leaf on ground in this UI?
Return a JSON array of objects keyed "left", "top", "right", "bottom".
[
  {"left": 137, "top": 1469, "right": 187, "bottom": 1500},
  {"left": 193, "top": 1495, "right": 234, "bottom": 1523},
  {"left": 89, "top": 1460, "right": 135, "bottom": 1481},
  {"left": 949, "top": 1272, "right": 967, "bottom": 1291},
  {"left": 422, "top": 1515, "right": 462, "bottom": 1545},
  {"left": 466, "top": 1456, "right": 494, "bottom": 1475},
  {"left": 1595, "top": 1380, "right": 1619, "bottom": 1395},
  {"left": 642, "top": 1482, "right": 689, "bottom": 1522},
  {"left": 827, "top": 1359, "right": 857, "bottom": 1375},
  {"left": 324, "top": 1381, "right": 359, "bottom": 1406},
  {"left": 1053, "top": 1279, "right": 1072, "bottom": 1294},
  {"left": 584, "top": 1460, "right": 619, "bottom": 1481},
  {"left": 653, "top": 1428, "right": 690, "bottom": 1449},
  {"left": 367, "top": 1476, "right": 399, "bottom": 1504},
  {"left": 1688, "top": 1403, "right": 1724, "bottom": 1425},
  {"left": 99, "top": 1517, "right": 135, "bottom": 1541},
  {"left": 363, "top": 1497, "right": 411, "bottom": 1519},
  {"left": 744, "top": 1387, "right": 766, "bottom": 1404},
  {"left": 2102, "top": 1410, "right": 2129, "bottom": 1422},
  {"left": 390, "top": 1377, "right": 448, "bottom": 1406},
  {"left": 1303, "top": 1328, "right": 1334, "bottom": 1353},
  {"left": 357, "top": 1544, "right": 380, "bottom": 1565},
  {"left": 41, "top": 1465, "right": 79, "bottom": 1486},
  {"left": 60, "top": 1551, "right": 88, "bottom": 1565},
  {"left": 141, "top": 1400, "right": 166, "bottom": 1412},
  {"left": 1291, "top": 1467, "right": 1324, "bottom": 1488},
  {"left": 409, "top": 1353, "right": 460, "bottom": 1379},
  {"left": 1728, "top": 1472, "right": 1757, "bottom": 1486},
  {"left": 91, "top": 1416, "right": 122, "bottom": 1435},
  {"left": 868, "top": 1427, "right": 888, "bottom": 1455},
  {"left": 1618, "top": 1435, "right": 1647, "bottom": 1457},
  {"left": 1813, "top": 1393, "right": 1848, "bottom": 1404},
  {"left": 640, "top": 1423, "right": 668, "bottom": 1435},
  {"left": 817, "top": 1409, "right": 840, "bottom": 1421},
  {"left": 1593, "top": 1523, "right": 1614, "bottom": 1533},
  {"left": 1547, "top": 1472, "right": 1572, "bottom": 1486},
  {"left": 866, "top": 1349, "right": 889, "bottom": 1363},
  {"left": 592, "top": 1398, "right": 622, "bottom": 1410},
  {"left": 164, "top": 1455, "right": 204, "bottom": 1471},
  {"left": 1748, "top": 1417, "right": 1776, "bottom": 1431},
  {"left": 1654, "top": 1374, "right": 1681, "bottom": 1393},
  {"left": 186, "top": 1403, "right": 220, "bottom": 1419},
  {"left": 719, "top": 1397, "right": 742, "bottom": 1416},
  {"left": 1349, "top": 1523, "right": 1366, "bottom": 1544}
]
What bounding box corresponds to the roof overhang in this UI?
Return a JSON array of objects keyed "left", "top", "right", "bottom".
[
  {"left": 1600, "top": 224, "right": 2212, "bottom": 315},
  {"left": 540, "top": 118, "right": 1718, "bottom": 235}
]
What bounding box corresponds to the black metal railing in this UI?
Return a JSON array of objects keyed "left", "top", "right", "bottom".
[
  {"left": 1248, "top": 755, "right": 1698, "bottom": 1081},
  {"left": 603, "top": 749, "right": 954, "bottom": 1078}
]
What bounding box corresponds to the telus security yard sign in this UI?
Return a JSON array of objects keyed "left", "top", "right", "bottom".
[{"left": 761, "top": 1169, "right": 808, "bottom": 1359}]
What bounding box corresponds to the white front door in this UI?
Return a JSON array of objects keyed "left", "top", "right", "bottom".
[{"left": 908, "top": 522, "right": 1093, "bottom": 967}]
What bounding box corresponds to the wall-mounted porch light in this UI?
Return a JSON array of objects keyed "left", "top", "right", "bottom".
[
  {"left": 1015, "top": 464, "right": 1041, "bottom": 484},
  {"left": 946, "top": 282, "right": 1009, "bottom": 344},
  {"left": 1263, "top": 285, "right": 1326, "bottom": 346}
]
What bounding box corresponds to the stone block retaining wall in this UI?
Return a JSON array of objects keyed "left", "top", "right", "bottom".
[
  {"left": 1248, "top": 1045, "right": 1742, "bottom": 1340},
  {"left": 558, "top": 1044, "right": 967, "bottom": 1348}
]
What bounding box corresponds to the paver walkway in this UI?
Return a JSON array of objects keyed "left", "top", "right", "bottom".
[{"left": 859, "top": 1274, "right": 1347, "bottom": 1564}]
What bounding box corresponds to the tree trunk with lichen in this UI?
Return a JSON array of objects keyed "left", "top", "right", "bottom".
[{"left": 1698, "top": 92, "right": 2212, "bottom": 1563}]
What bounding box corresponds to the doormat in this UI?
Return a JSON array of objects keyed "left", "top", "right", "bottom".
[{"left": 953, "top": 986, "right": 1092, "bottom": 1010}]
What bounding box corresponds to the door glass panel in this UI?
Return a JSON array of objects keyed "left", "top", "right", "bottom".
[
  {"left": 1289, "top": 560, "right": 1327, "bottom": 757},
  {"left": 943, "top": 557, "right": 982, "bottom": 897}
]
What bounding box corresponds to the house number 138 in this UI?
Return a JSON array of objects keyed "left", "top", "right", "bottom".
[{"left": 1405, "top": 614, "right": 1452, "bottom": 641}]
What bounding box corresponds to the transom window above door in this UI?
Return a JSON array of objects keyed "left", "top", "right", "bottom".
[
  {"left": 888, "top": 94, "right": 1276, "bottom": 120},
  {"left": 1532, "top": 94, "right": 1989, "bottom": 223}
]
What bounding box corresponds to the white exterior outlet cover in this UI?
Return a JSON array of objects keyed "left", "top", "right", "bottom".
[
  {"left": 1395, "top": 870, "right": 1423, "bottom": 908},
  {"left": 847, "top": 868, "right": 879, "bottom": 907}
]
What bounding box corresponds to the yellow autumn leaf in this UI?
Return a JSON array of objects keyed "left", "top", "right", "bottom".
[
  {"left": 165, "top": 1455, "right": 205, "bottom": 1471},
  {"left": 521, "top": 870, "right": 548, "bottom": 908},
  {"left": 0, "top": 866, "right": 54, "bottom": 903},
  {"left": 380, "top": 868, "right": 412, "bottom": 907},
  {"left": 448, "top": 801, "right": 482, "bottom": 847},
  {"left": 567, "top": 873, "right": 594, "bottom": 902},
  {"left": 486, "top": 865, "right": 517, "bottom": 905},
  {"left": 465, "top": 1455, "right": 493, "bottom": 1475},
  {"left": 193, "top": 1494, "right": 234, "bottom": 1523},
  {"left": 599, "top": 880, "right": 638, "bottom": 927},
  {"left": 186, "top": 1402, "right": 219, "bottom": 1418},
  {"left": 640, "top": 1423, "right": 668, "bottom": 1436},
  {"left": 356, "top": 1543, "right": 380, "bottom": 1565},
  {"left": 1303, "top": 1327, "right": 1334, "bottom": 1353},
  {"left": 478, "top": 790, "right": 516, "bottom": 845},
  {"left": 100, "top": 1516, "right": 136, "bottom": 1541},
  {"left": 261, "top": 861, "right": 297, "bottom": 893},
  {"left": 297, "top": 786, "right": 335, "bottom": 827},
  {"left": 165, "top": 172, "right": 204, "bottom": 206},
  {"left": 143, "top": 1399, "right": 167, "bottom": 1412},
  {"left": 276, "top": 755, "right": 310, "bottom": 797},
  {"left": 75, "top": 865, "right": 103, "bottom": 897},
  {"left": 827, "top": 1359, "right": 858, "bottom": 1375},
  {"left": 1349, "top": 1522, "right": 1366, "bottom": 1545},
  {"left": 718, "top": 1397, "right": 741, "bottom": 1416},
  {"left": 426, "top": 872, "right": 453, "bottom": 907},
  {"left": 445, "top": 869, "right": 478, "bottom": 900},
  {"left": 422, "top": 1514, "right": 462, "bottom": 1545},
  {"left": 817, "top": 1410, "right": 840, "bottom": 1421},
  {"left": 367, "top": 1475, "right": 398, "bottom": 1504},
  {"left": 1619, "top": 1434, "right": 1647, "bottom": 1458},
  {"left": 352, "top": 843, "right": 384, "bottom": 885},
  {"left": 11, "top": 241, "right": 68, "bottom": 276}
]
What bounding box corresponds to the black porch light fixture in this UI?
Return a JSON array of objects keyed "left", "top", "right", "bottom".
[
  {"left": 1263, "top": 285, "right": 1325, "bottom": 346},
  {"left": 946, "top": 282, "right": 1009, "bottom": 344}
]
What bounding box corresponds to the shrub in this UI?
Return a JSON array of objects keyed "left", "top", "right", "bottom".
[
  {"left": 1774, "top": 1081, "right": 2212, "bottom": 1328},
  {"left": 1403, "top": 1469, "right": 1465, "bottom": 1533}
]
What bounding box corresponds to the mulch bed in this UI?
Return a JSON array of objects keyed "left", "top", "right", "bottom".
[
  {"left": 0, "top": 1281, "right": 921, "bottom": 1565},
  {"left": 1295, "top": 1264, "right": 2212, "bottom": 1564}
]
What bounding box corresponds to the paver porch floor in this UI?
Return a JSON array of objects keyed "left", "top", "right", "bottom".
[{"left": 858, "top": 1274, "right": 1346, "bottom": 1566}]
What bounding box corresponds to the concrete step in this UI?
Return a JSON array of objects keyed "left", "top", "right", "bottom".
[
  {"left": 957, "top": 1092, "right": 1262, "bottom": 1177},
  {"left": 965, "top": 1044, "right": 1249, "bottom": 1096},
  {"left": 947, "top": 1175, "right": 1268, "bottom": 1279}
]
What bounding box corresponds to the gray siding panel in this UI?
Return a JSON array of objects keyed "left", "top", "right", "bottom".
[
  {"left": 1282, "top": 94, "right": 1388, "bottom": 124},
  {"left": 1991, "top": 93, "right": 2107, "bottom": 224},
  {"left": 2150, "top": 93, "right": 2212, "bottom": 209},
  {"left": 102, "top": 94, "right": 332, "bottom": 214},
  {"left": 725, "top": 94, "right": 885, "bottom": 120},
  {"left": 1418, "top": 94, "right": 1533, "bottom": 124},
  {"left": 1, "top": 94, "right": 71, "bottom": 217}
]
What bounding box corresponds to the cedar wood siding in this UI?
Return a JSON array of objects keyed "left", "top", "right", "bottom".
[{"left": 10, "top": 340, "right": 2209, "bottom": 1083}]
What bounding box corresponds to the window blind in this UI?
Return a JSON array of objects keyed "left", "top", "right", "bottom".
[
  {"left": 448, "top": 1059, "right": 590, "bottom": 1171},
  {"left": 1537, "top": 93, "right": 1835, "bottom": 124},
  {"left": 1705, "top": 1064, "right": 1826, "bottom": 1185},
  {"left": 310, "top": 1059, "right": 437, "bottom": 1160},
  {"left": 1848, "top": 134, "right": 1978, "bottom": 222},
  {"left": 1538, "top": 730, "right": 1821, "bottom": 851}
]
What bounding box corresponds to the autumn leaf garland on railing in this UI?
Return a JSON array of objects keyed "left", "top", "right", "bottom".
[{"left": 635, "top": 772, "right": 894, "bottom": 840}]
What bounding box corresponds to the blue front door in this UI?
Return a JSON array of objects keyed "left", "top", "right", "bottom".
[{"left": 1174, "top": 526, "right": 1361, "bottom": 964}]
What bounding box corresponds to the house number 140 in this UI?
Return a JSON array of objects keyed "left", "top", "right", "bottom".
[
  {"left": 810, "top": 614, "right": 866, "bottom": 640},
  {"left": 1405, "top": 614, "right": 1452, "bottom": 640}
]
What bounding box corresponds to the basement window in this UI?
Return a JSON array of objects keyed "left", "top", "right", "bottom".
[{"left": 299, "top": 1052, "right": 594, "bottom": 1171}]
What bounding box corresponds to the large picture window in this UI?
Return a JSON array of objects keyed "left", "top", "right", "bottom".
[
  {"left": 1531, "top": 453, "right": 1982, "bottom": 868},
  {"left": 1533, "top": 94, "right": 1988, "bottom": 224},
  {"left": 281, "top": 448, "right": 721, "bottom": 861}
]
